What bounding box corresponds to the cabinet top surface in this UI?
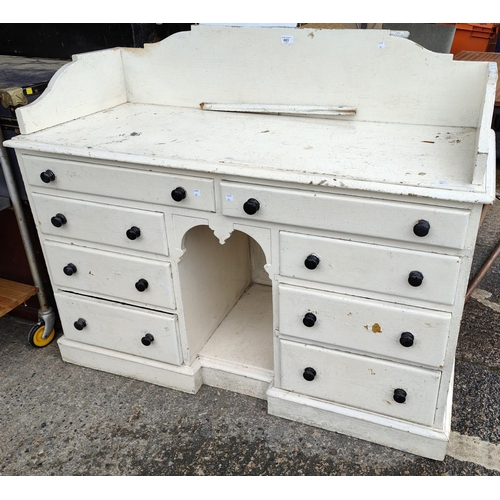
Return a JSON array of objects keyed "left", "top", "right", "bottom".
[
  {"left": 5, "top": 27, "right": 497, "bottom": 203},
  {"left": 7, "top": 101, "right": 492, "bottom": 203}
]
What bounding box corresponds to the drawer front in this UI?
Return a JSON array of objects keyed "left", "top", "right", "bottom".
[
  {"left": 280, "top": 232, "right": 461, "bottom": 306},
  {"left": 22, "top": 155, "right": 216, "bottom": 212},
  {"left": 44, "top": 241, "right": 176, "bottom": 310},
  {"left": 279, "top": 284, "right": 451, "bottom": 368},
  {"left": 32, "top": 193, "right": 169, "bottom": 256},
  {"left": 220, "top": 181, "right": 469, "bottom": 249},
  {"left": 56, "top": 292, "right": 182, "bottom": 365},
  {"left": 279, "top": 339, "right": 441, "bottom": 426}
]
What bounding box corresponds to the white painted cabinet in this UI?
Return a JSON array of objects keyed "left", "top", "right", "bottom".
[{"left": 4, "top": 26, "right": 497, "bottom": 460}]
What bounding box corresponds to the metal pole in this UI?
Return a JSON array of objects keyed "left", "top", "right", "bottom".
[
  {"left": 466, "top": 239, "right": 500, "bottom": 302},
  {"left": 0, "top": 128, "right": 55, "bottom": 336}
]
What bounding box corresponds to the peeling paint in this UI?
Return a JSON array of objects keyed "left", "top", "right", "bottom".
[
  {"left": 371, "top": 323, "right": 382, "bottom": 333},
  {"left": 471, "top": 289, "right": 500, "bottom": 313}
]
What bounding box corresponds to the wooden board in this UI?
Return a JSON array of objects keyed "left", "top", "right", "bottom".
[{"left": 0, "top": 278, "right": 38, "bottom": 317}]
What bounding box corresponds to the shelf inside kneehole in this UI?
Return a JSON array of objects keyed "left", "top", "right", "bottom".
[
  {"left": 199, "top": 282, "right": 273, "bottom": 373},
  {"left": 178, "top": 225, "right": 274, "bottom": 381}
]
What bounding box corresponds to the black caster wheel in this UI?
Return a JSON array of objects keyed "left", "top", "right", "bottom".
[{"left": 28, "top": 320, "right": 55, "bottom": 348}]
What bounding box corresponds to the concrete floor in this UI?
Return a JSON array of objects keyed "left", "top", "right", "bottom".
[{"left": 1, "top": 187, "right": 500, "bottom": 476}]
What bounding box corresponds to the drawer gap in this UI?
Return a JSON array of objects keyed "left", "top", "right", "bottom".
[{"left": 59, "top": 289, "right": 176, "bottom": 314}]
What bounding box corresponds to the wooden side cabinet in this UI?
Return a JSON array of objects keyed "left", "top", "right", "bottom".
[{"left": 4, "top": 26, "right": 497, "bottom": 459}]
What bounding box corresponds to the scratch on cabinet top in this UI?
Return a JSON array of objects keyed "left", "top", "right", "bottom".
[{"left": 6, "top": 102, "right": 493, "bottom": 204}]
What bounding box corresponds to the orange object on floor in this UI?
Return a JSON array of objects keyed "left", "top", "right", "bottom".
[{"left": 442, "top": 23, "right": 499, "bottom": 54}]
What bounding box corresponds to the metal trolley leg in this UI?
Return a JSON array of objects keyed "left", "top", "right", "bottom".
[{"left": 0, "top": 128, "right": 56, "bottom": 346}]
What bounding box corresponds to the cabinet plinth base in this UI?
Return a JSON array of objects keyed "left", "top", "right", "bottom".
[
  {"left": 200, "top": 362, "right": 273, "bottom": 400},
  {"left": 267, "top": 386, "right": 450, "bottom": 460},
  {"left": 58, "top": 337, "right": 202, "bottom": 394}
]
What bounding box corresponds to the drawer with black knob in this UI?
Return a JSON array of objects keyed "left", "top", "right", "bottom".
[
  {"left": 44, "top": 240, "right": 176, "bottom": 310},
  {"left": 278, "top": 284, "right": 451, "bottom": 368},
  {"left": 279, "top": 339, "right": 441, "bottom": 426},
  {"left": 21, "top": 155, "right": 216, "bottom": 212},
  {"left": 31, "top": 193, "right": 169, "bottom": 255},
  {"left": 279, "top": 231, "right": 461, "bottom": 306},
  {"left": 55, "top": 292, "right": 182, "bottom": 365},
  {"left": 220, "top": 181, "right": 470, "bottom": 250}
]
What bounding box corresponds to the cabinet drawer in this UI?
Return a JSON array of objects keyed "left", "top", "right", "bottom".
[
  {"left": 279, "top": 284, "right": 451, "bottom": 368},
  {"left": 220, "top": 181, "right": 469, "bottom": 249},
  {"left": 56, "top": 292, "right": 182, "bottom": 365},
  {"left": 44, "top": 241, "right": 176, "bottom": 310},
  {"left": 22, "top": 155, "right": 216, "bottom": 212},
  {"left": 32, "top": 193, "right": 169, "bottom": 256},
  {"left": 280, "top": 232, "right": 461, "bottom": 306},
  {"left": 279, "top": 339, "right": 441, "bottom": 426}
]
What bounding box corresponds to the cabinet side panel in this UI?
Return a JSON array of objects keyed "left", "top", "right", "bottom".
[{"left": 16, "top": 48, "right": 127, "bottom": 134}]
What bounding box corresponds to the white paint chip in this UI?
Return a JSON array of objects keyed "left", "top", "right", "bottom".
[
  {"left": 471, "top": 288, "right": 500, "bottom": 313},
  {"left": 225, "top": 194, "right": 234, "bottom": 202},
  {"left": 448, "top": 432, "right": 500, "bottom": 472}
]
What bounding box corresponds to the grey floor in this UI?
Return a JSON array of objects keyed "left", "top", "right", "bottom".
[{"left": 1, "top": 188, "right": 500, "bottom": 476}]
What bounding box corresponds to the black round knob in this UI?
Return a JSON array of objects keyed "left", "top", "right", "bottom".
[
  {"left": 63, "top": 263, "right": 77, "bottom": 276},
  {"left": 400, "top": 332, "right": 414, "bottom": 347},
  {"left": 126, "top": 226, "right": 141, "bottom": 240},
  {"left": 40, "top": 170, "right": 56, "bottom": 183},
  {"left": 243, "top": 198, "right": 260, "bottom": 215},
  {"left": 51, "top": 213, "right": 67, "bottom": 227},
  {"left": 393, "top": 388, "right": 407, "bottom": 404},
  {"left": 73, "top": 318, "right": 87, "bottom": 331},
  {"left": 135, "top": 279, "right": 149, "bottom": 292},
  {"left": 413, "top": 219, "right": 430, "bottom": 237},
  {"left": 304, "top": 254, "right": 320, "bottom": 270},
  {"left": 171, "top": 187, "right": 187, "bottom": 202},
  {"left": 303, "top": 367, "right": 317, "bottom": 381},
  {"left": 303, "top": 312, "right": 317, "bottom": 327},
  {"left": 408, "top": 271, "right": 424, "bottom": 287},
  {"left": 141, "top": 333, "right": 154, "bottom": 346}
]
